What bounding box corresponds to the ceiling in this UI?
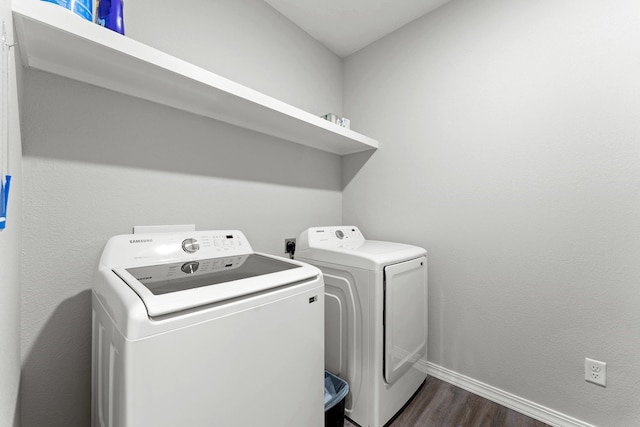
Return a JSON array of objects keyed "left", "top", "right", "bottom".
[{"left": 264, "top": 0, "right": 451, "bottom": 58}]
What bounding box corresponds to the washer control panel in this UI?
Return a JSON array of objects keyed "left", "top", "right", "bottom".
[{"left": 106, "top": 230, "right": 253, "bottom": 266}]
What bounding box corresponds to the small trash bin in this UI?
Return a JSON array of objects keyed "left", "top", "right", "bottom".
[{"left": 324, "top": 370, "right": 349, "bottom": 427}]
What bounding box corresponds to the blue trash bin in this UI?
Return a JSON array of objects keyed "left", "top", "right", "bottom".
[{"left": 324, "top": 371, "right": 349, "bottom": 427}]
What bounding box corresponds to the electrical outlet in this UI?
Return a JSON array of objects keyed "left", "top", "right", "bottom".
[
  {"left": 585, "top": 358, "right": 606, "bottom": 386},
  {"left": 284, "top": 238, "right": 296, "bottom": 256}
]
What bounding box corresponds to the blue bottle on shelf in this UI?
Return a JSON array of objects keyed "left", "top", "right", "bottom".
[
  {"left": 96, "top": 0, "right": 125, "bottom": 35},
  {"left": 41, "top": 0, "right": 93, "bottom": 21}
]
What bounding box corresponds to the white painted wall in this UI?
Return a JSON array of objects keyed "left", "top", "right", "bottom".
[
  {"left": 343, "top": 0, "right": 640, "bottom": 426},
  {"left": 0, "top": 0, "right": 22, "bottom": 425},
  {"left": 19, "top": 1, "right": 343, "bottom": 426},
  {"left": 126, "top": 0, "right": 343, "bottom": 117}
]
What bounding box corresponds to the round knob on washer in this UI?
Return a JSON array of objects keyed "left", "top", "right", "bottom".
[
  {"left": 335, "top": 230, "right": 344, "bottom": 239},
  {"left": 181, "top": 261, "right": 199, "bottom": 274},
  {"left": 182, "top": 238, "right": 200, "bottom": 253}
]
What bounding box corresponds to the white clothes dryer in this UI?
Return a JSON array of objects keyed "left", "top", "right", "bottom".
[
  {"left": 296, "top": 226, "right": 427, "bottom": 427},
  {"left": 92, "top": 229, "right": 324, "bottom": 427}
]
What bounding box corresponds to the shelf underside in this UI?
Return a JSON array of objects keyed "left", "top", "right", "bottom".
[{"left": 14, "top": 2, "right": 379, "bottom": 155}]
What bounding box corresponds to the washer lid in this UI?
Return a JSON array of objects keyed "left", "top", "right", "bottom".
[{"left": 113, "top": 253, "right": 318, "bottom": 317}]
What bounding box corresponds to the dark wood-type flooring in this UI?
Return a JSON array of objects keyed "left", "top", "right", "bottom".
[{"left": 344, "top": 376, "right": 552, "bottom": 427}]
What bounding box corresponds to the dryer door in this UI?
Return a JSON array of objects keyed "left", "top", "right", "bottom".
[{"left": 383, "top": 256, "right": 427, "bottom": 385}]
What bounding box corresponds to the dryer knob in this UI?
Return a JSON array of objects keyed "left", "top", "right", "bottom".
[{"left": 182, "top": 238, "right": 200, "bottom": 253}]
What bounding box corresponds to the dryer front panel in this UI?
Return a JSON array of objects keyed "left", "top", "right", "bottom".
[
  {"left": 322, "top": 270, "right": 366, "bottom": 416},
  {"left": 383, "top": 256, "right": 427, "bottom": 385}
]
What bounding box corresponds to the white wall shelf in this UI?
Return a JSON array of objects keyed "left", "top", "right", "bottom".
[{"left": 13, "top": 1, "right": 379, "bottom": 155}]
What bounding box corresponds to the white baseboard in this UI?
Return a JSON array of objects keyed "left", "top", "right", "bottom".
[{"left": 416, "top": 360, "right": 597, "bottom": 427}]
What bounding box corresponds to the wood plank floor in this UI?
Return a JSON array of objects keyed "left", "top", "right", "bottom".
[{"left": 344, "top": 376, "right": 552, "bottom": 427}]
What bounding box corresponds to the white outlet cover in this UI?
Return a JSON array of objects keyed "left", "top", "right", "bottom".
[{"left": 585, "top": 357, "right": 607, "bottom": 387}]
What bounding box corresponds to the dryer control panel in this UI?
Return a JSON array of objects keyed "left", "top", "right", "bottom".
[{"left": 298, "top": 226, "right": 365, "bottom": 249}]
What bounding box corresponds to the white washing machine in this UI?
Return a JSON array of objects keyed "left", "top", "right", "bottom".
[
  {"left": 92, "top": 229, "right": 324, "bottom": 427},
  {"left": 296, "top": 226, "right": 427, "bottom": 427}
]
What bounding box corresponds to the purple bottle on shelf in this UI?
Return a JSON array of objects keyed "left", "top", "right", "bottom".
[{"left": 96, "top": 0, "right": 125, "bottom": 35}]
